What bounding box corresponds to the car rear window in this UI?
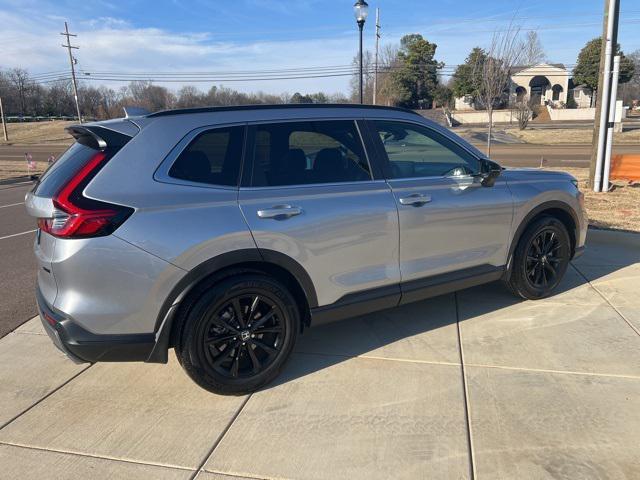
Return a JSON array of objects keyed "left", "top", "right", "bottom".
[
  {"left": 32, "top": 143, "right": 99, "bottom": 197},
  {"left": 169, "top": 126, "right": 244, "bottom": 186}
]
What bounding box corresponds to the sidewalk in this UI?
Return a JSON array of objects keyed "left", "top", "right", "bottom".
[{"left": 1, "top": 230, "right": 639, "bottom": 479}]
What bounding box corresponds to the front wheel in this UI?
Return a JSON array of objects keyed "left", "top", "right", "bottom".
[
  {"left": 505, "top": 216, "right": 571, "bottom": 300},
  {"left": 176, "top": 274, "right": 299, "bottom": 395}
]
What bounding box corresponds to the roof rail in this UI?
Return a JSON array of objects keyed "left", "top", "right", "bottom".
[{"left": 146, "top": 103, "right": 421, "bottom": 118}]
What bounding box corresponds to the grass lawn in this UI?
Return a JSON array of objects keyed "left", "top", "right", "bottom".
[
  {"left": 0, "top": 121, "right": 74, "bottom": 145},
  {"left": 546, "top": 167, "right": 640, "bottom": 233},
  {"left": 506, "top": 127, "right": 640, "bottom": 145}
]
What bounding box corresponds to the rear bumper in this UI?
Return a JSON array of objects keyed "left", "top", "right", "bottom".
[{"left": 36, "top": 287, "right": 156, "bottom": 363}]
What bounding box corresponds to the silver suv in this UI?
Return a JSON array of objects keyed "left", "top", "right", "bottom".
[{"left": 26, "top": 105, "right": 587, "bottom": 394}]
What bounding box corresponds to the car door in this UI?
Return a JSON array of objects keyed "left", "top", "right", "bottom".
[
  {"left": 238, "top": 119, "right": 400, "bottom": 309},
  {"left": 366, "top": 119, "right": 514, "bottom": 295}
]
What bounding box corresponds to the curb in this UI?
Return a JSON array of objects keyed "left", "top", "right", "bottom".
[{"left": 587, "top": 227, "right": 640, "bottom": 248}]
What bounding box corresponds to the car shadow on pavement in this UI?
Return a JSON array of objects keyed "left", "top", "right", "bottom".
[{"left": 265, "top": 249, "right": 639, "bottom": 390}]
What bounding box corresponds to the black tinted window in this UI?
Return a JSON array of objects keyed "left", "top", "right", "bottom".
[
  {"left": 169, "top": 126, "right": 244, "bottom": 186},
  {"left": 33, "top": 143, "right": 98, "bottom": 197},
  {"left": 374, "top": 121, "right": 479, "bottom": 179},
  {"left": 248, "top": 121, "right": 370, "bottom": 187}
]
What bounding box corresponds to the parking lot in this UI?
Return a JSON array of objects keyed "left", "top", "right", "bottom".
[{"left": 1, "top": 228, "right": 638, "bottom": 480}]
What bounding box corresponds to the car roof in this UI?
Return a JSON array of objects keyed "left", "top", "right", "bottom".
[{"left": 146, "top": 103, "right": 422, "bottom": 118}]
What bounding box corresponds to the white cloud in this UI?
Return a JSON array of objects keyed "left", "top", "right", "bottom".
[{"left": 0, "top": 8, "right": 357, "bottom": 95}]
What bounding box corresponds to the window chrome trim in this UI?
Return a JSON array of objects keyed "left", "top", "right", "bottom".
[
  {"left": 239, "top": 178, "right": 389, "bottom": 193},
  {"left": 153, "top": 122, "right": 246, "bottom": 190}
]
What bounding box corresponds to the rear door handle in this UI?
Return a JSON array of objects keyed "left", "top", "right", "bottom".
[
  {"left": 399, "top": 193, "right": 432, "bottom": 206},
  {"left": 257, "top": 205, "right": 303, "bottom": 219}
]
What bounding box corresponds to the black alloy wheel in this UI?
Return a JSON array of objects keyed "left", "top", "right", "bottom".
[
  {"left": 525, "top": 228, "right": 566, "bottom": 289},
  {"left": 176, "top": 273, "right": 299, "bottom": 395},
  {"left": 200, "top": 293, "right": 285, "bottom": 379},
  {"left": 505, "top": 216, "right": 571, "bottom": 300}
]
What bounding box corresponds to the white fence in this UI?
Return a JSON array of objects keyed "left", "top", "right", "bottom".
[
  {"left": 451, "top": 110, "right": 521, "bottom": 125},
  {"left": 546, "top": 107, "right": 596, "bottom": 121}
]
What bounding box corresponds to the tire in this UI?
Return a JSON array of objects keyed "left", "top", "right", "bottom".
[
  {"left": 505, "top": 216, "right": 571, "bottom": 300},
  {"left": 176, "top": 273, "right": 300, "bottom": 395}
]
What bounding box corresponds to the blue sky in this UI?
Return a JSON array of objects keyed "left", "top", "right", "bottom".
[{"left": 0, "top": 0, "right": 638, "bottom": 95}]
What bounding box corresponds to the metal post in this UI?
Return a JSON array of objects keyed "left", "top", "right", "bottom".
[
  {"left": 0, "top": 96, "right": 8, "bottom": 142},
  {"left": 61, "top": 22, "right": 82, "bottom": 123},
  {"left": 592, "top": 0, "right": 619, "bottom": 192},
  {"left": 373, "top": 8, "right": 380, "bottom": 105},
  {"left": 358, "top": 21, "right": 364, "bottom": 104},
  {"left": 602, "top": 55, "right": 621, "bottom": 192}
]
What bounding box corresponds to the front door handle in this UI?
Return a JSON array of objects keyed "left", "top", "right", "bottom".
[
  {"left": 399, "top": 193, "right": 432, "bottom": 206},
  {"left": 257, "top": 205, "right": 303, "bottom": 219}
]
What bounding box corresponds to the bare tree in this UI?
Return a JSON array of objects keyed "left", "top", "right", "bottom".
[
  {"left": 473, "top": 22, "right": 523, "bottom": 157},
  {"left": 521, "top": 31, "right": 546, "bottom": 66},
  {"left": 513, "top": 95, "right": 533, "bottom": 130},
  {"left": 8, "top": 68, "right": 32, "bottom": 116}
]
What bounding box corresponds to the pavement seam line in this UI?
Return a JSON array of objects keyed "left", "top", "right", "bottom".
[
  {"left": 0, "top": 365, "right": 92, "bottom": 431},
  {"left": 0, "top": 441, "right": 196, "bottom": 472},
  {"left": 0, "top": 202, "right": 24, "bottom": 208},
  {"left": 296, "top": 348, "right": 640, "bottom": 379},
  {"left": 189, "top": 393, "right": 253, "bottom": 480},
  {"left": 205, "top": 469, "right": 274, "bottom": 480},
  {"left": 465, "top": 363, "right": 640, "bottom": 380},
  {"left": 454, "top": 292, "right": 477, "bottom": 480},
  {"left": 0, "top": 229, "right": 36, "bottom": 241},
  {"left": 294, "top": 349, "right": 462, "bottom": 367},
  {"left": 570, "top": 263, "right": 640, "bottom": 338}
]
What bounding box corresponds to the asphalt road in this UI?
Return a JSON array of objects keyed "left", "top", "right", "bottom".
[
  {"left": 0, "top": 180, "right": 37, "bottom": 337},
  {"left": 0, "top": 141, "right": 639, "bottom": 338}
]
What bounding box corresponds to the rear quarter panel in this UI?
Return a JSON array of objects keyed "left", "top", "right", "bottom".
[{"left": 82, "top": 115, "right": 257, "bottom": 270}]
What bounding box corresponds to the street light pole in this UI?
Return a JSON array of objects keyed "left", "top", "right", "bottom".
[
  {"left": 359, "top": 21, "right": 364, "bottom": 104},
  {"left": 373, "top": 8, "right": 380, "bottom": 105},
  {"left": 353, "top": 1, "right": 369, "bottom": 105}
]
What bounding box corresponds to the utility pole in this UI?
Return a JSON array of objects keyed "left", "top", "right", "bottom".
[
  {"left": 590, "top": 0, "right": 619, "bottom": 191},
  {"left": 602, "top": 55, "right": 621, "bottom": 191},
  {"left": 61, "top": 22, "right": 82, "bottom": 123},
  {"left": 0, "top": 96, "right": 8, "bottom": 142},
  {"left": 373, "top": 8, "right": 380, "bottom": 105}
]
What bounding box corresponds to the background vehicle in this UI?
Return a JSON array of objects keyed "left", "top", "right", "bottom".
[{"left": 25, "top": 104, "right": 587, "bottom": 394}]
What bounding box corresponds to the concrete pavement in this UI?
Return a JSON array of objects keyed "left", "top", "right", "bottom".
[{"left": 0, "top": 229, "right": 638, "bottom": 479}]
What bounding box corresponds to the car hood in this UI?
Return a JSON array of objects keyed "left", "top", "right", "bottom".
[{"left": 500, "top": 167, "right": 577, "bottom": 183}]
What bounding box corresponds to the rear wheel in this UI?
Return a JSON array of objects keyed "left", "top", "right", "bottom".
[
  {"left": 176, "top": 274, "right": 299, "bottom": 395},
  {"left": 506, "top": 216, "right": 571, "bottom": 300}
]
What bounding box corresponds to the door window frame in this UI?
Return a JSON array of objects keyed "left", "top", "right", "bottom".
[
  {"left": 240, "top": 118, "right": 384, "bottom": 189},
  {"left": 361, "top": 119, "right": 483, "bottom": 181}
]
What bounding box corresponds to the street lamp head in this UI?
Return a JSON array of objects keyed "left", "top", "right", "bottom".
[{"left": 353, "top": 0, "right": 369, "bottom": 25}]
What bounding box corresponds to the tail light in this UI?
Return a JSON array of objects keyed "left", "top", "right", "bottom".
[{"left": 38, "top": 151, "right": 133, "bottom": 239}]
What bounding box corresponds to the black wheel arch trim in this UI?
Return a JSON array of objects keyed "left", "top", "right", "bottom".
[
  {"left": 147, "top": 248, "right": 317, "bottom": 363},
  {"left": 506, "top": 200, "right": 580, "bottom": 271}
]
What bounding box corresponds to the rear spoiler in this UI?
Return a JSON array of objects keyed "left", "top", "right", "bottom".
[{"left": 66, "top": 125, "right": 133, "bottom": 150}]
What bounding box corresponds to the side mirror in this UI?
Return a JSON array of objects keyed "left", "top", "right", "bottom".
[{"left": 479, "top": 159, "right": 502, "bottom": 187}]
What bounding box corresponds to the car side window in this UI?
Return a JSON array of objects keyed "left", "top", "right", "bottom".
[
  {"left": 373, "top": 121, "right": 479, "bottom": 179},
  {"left": 248, "top": 121, "right": 371, "bottom": 187},
  {"left": 169, "top": 126, "right": 244, "bottom": 186}
]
